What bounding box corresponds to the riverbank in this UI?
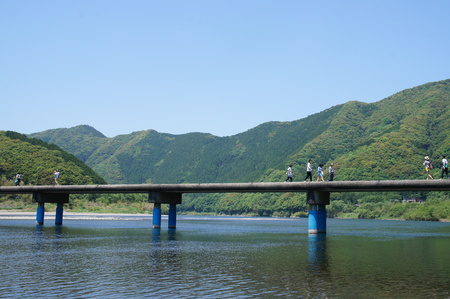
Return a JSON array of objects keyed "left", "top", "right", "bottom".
[
  {"left": 1, "top": 209, "right": 449, "bottom": 222},
  {"left": 0, "top": 210, "right": 154, "bottom": 220}
]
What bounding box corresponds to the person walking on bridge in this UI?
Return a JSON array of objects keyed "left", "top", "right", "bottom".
[
  {"left": 304, "top": 160, "right": 313, "bottom": 181},
  {"left": 328, "top": 163, "right": 335, "bottom": 181},
  {"left": 317, "top": 164, "right": 324, "bottom": 181},
  {"left": 54, "top": 170, "right": 60, "bottom": 185},
  {"left": 423, "top": 156, "right": 433, "bottom": 180},
  {"left": 14, "top": 173, "right": 22, "bottom": 186},
  {"left": 441, "top": 156, "right": 448, "bottom": 179},
  {"left": 285, "top": 165, "right": 293, "bottom": 182}
]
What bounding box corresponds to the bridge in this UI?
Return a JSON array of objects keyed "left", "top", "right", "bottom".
[{"left": 1, "top": 180, "right": 449, "bottom": 233}]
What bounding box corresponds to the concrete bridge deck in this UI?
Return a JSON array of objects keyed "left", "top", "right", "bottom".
[{"left": 1, "top": 179, "right": 450, "bottom": 194}]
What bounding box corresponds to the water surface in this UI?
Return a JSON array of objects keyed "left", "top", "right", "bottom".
[{"left": 1, "top": 215, "right": 449, "bottom": 298}]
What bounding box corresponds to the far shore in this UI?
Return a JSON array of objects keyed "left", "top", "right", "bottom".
[
  {"left": 1, "top": 210, "right": 448, "bottom": 222},
  {"left": 0, "top": 209, "right": 152, "bottom": 215},
  {"left": 0, "top": 210, "right": 154, "bottom": 219}
]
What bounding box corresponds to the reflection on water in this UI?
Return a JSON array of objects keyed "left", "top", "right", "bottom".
[
  {"left": 0, "top": 217, "right": 450, "bottom": 298},
  {"left": 308, "top": 233, "right": 328, "bottom": 276}
]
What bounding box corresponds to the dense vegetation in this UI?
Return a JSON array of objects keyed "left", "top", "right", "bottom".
[
  {"left": 0, "top": 131, "right": 106, "bottom": 186},
  {"left": 0, "top": 131, "right": 107, "bottom": 208},
  {"left": 0, "top": 131, "right": 106, "bottom": 209},
  {"left": 2, "top": 79, "right": 449, "bottom": 220}
]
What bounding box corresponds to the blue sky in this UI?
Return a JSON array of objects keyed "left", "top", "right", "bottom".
[{"left": 1, "top": 1, "right": 449, "bottom": 137}]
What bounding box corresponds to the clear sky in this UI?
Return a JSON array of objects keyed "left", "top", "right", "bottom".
[{"left": 1, "top": 1, "right": 449, "bottom": 137}]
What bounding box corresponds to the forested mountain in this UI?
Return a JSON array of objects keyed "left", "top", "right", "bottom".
[
  {"left": 29, "top": 125, "right": 107, "bottom": 162},
  {"left": 29, "top": 79, "right": 450, "bottom": 185},
  {"left": 23, "top": 79, "right": 450, "bottom": 219},
  {"left": 0, "top": 131, "right": 106, "bottom": 186},
  {"left": 28, "top": 107, "right": 347, "bottom": 185}
]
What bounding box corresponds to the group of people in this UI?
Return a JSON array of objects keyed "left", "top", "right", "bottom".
[
  {"left": 13, "top": 170, "right": 60, "bottom": 186},
  {"left": 423, "top": 156, "right": 449, "bottom": 180},
  {"left": 12, "top": 156, "right": 449, "bottom": 186},
  {"left": 285, "top": 160, "right": 335, "bottom": 182},
  {"left": 285, "top": 155, "right": 449, "bottom": 182}
]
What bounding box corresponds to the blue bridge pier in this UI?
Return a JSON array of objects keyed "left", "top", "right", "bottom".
[
  {"left": 307, "top": 191, "right": 330, "bottom": 234},
  {"left": 32, "top": 192, "right": 69, "bottom": 225},
  {"left": 30, "top": 191, "right": 183, "bottom": 227},
  {"left": 148, "top": 192, "right": 182, "bottom": 229}
]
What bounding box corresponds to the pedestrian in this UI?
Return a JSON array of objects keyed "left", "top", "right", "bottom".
[
  {"left": 54, "top": 170, "right": 60, "bottom": 185},
  {"left": 285, "top": 165, "right": 293, "bottom": 182},
  {"left": 328, "top": 163, "right": 335, "bottom": 181},
  {"left": 14, "top": 173, "right": 22, "bottom": 186},
  {"left": 423, "top": 156, "right": 433, "bottom": 180},
  {"left": 441, "top": 156, "right": 448, "bottom": 179},
  {"left": 317, "top": 164, "right": 324, "bottom": 181},
  {"left": 304, "top": 160, "right": 313, "bottom": 181}
]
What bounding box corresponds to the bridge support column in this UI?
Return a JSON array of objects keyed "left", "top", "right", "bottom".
[
  {"left": 168, "top": 204, "right": 177, "bottom": 229},
  {"left": 152, "top": 203, "right": 162, "bottom": 229},
  {"left": 307, "top": 191, "right": 330, "bottom": 234},
  {"left": 36, "top": 202, "right": 45, "bottom": 225},
  {"left": 55, "top": 202, "right": 64, "bottom": 225},
  {"left": 33, "top": 192, "right": 69, "bottom": 226},
  {"left": 308, "top": 205, "right": 327, "bottom": 234},
  {"left": 148, "top": 192, "right": 182, "bottom": 229}
]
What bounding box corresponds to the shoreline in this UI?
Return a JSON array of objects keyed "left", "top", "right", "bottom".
[
  {"left": 0, "top": 210, "right": 154, "bottom": 220},
  {"left": 1, "top": 210, "right": 448, "bottom": 222},
  {"left": 0, "top": 210, "right": 152, "bottom": 216}
]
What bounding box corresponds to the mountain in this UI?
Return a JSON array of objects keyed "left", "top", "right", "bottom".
[
  {"left": 29, "top": 79, "right": 450, "bottom": 186},
  {"left": 23, "top": 79, "right": 450, "bottom": 218},
  {"left": 28, "top": 106, "right": 344, "bottom": 184},
  {"left": 0, "top": 131, "right": 107, "bottom": 186},
  {"left": 330, "top": 80, "right": 450, "bottom": 181},
  {"left": 29, "top": 125, "right": 107, "bottom": 162}
]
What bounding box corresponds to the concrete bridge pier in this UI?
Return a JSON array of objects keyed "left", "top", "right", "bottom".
[
  {"left": 168, "top": 203, "right": 177, "bottom": 229},
  {"left": 55, "top": 202, "right": 64, "bottom": 225},
  {"left": 152, "top": 203, "right": 162, "bottom": 229},
  {"left": 33, "top": 192, "right": 69, "bottom": 225},
  {"left": 36, "top": 202, "right": 45, "bottom": 225},
  {"left": 307, "top": 191, "right": 330, "bottom": 234},
  {"left": 149, "top": 192, "right": 182, "bottom": 229}
]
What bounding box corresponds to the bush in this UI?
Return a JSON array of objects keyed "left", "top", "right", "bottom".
[{"left": 403, "top": 205, "right": 439, "bottom": 221}]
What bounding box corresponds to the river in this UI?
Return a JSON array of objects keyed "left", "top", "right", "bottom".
[{"left": 1, "top": 214, "right": 449, "bottom": 298}]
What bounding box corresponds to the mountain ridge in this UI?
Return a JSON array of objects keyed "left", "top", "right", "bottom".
[
  {"left": 28, "top": 79, "right": 450, "bottom": 186},
  {"left": 0, "top": 131, "right": 107, "bottom": 186}
]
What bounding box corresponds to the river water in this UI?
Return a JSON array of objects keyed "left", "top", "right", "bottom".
[{"left": 1, "top": 214, "right": 449, "bottom": 298}]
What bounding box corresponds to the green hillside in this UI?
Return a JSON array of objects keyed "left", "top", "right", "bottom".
[
  {"left": 29, "top": 79, "right": 450, "bottom": 185},
  {"left": 0, "top": 131, "right": 106, "bottom": 186},
  {"left": 30, "top": 124, "right": 107, "bottom": 162},
  {"left": 28, "top": 105, "right": 344, "bottom": 184},
  {"left": 26, "top": 79, "right": 450, "bottom": 219}
]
